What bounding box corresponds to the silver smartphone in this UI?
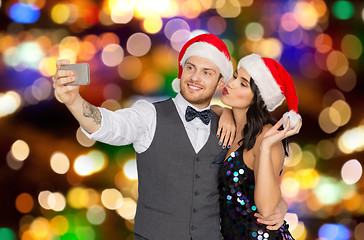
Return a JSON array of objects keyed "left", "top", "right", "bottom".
[{"left": 60, "top": 63, "right": 90, "bottom": 85}]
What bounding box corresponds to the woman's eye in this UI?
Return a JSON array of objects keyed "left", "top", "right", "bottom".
[
  {"left": 241, "top": 82, "right": 246, "bottom": 87},
  {"left": 233, "top": 75, "right": 237, "bottom": 79}
]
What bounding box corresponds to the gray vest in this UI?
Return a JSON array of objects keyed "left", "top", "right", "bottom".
[{"left": 134, "top": 99, "right": 224, "bottom": 240}]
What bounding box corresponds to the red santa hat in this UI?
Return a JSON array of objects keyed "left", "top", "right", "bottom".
[
  {"left": 172, "top": 33, "right": 233, "bottom": 92},
  {"left": 238, "top": 53, "right": 301, "bottom": 129}
]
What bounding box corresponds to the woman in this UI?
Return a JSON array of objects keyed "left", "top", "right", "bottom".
[{"left": 218, "top": 54, "right": 302, "bottom": 239}]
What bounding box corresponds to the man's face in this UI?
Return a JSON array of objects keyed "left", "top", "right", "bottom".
[{"left": 180, "top": 56, "right": 224, "bottom": 109}]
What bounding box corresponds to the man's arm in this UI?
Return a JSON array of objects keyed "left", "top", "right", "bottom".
[{"left": 53, "top": 59, "right": 101, "bottom": 134}]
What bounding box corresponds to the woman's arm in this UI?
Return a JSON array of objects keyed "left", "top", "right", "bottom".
[{"left": 254, "top": 118, "right": 301, "bottom": 217}]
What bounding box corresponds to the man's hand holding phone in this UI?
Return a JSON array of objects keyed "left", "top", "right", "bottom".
[{"left": 52, "top": 60, "right": 89, "bottom": 106}]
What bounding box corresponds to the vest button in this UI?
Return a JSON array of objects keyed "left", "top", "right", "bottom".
[
  {"left": 191, "top": 225, "right": 195, "bottom": 230},
  {"left": 195, "top": 157, "right": 200, "bottom": 162},
  {"left": 194, "top": 191, "right": 199, "bottom": 196},
  {"left": 193, "top": 208, "right": 197, "bottom": 213},
  {"left": 195, "top": 174, "right": 200, "bottom": 179}
]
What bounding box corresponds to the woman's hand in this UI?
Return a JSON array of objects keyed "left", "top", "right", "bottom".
[
  {"left": 261, "top": 117, "right": 302, "bottom": 149},
  {"left": 216, "top": 108, "right": 236, "bottom": 149}
]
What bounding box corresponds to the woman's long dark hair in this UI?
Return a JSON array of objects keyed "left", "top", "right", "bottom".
[{"left": 238, "top": 77, "right": 289, "bottom": 156}]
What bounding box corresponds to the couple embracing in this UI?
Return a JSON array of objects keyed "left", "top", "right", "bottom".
[{"left": 53, "top": 33, "right": 301, "bottom": 240}]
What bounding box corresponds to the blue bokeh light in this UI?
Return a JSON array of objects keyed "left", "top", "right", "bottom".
[
  {"left": 9, "top": 3, "right": 40, "bottom": 24},
  {"left": 318, "top": 224, "right": 351, "bottom": 240}
]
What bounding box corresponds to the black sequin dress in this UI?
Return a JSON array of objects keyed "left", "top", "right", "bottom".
[{"left": 219, "top": 149, "right": 295, "bottom": 240}]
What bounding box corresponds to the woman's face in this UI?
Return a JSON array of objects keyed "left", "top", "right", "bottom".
[{"left": 221, "top": 67, "right": 254, "bottom": 109}]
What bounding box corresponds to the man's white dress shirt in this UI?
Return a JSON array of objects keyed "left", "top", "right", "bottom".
[{"left": 81, "top": 93, "right": 213, "bottom": 154}]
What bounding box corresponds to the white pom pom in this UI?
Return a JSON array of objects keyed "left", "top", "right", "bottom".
[
  {"left": 283, "top": 110, "right": 301, "bottom": 129},
  {"left": 172, "top": 78, "right": 180, "bottom": 92}
]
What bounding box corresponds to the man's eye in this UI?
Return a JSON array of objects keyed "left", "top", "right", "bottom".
[{"left": 204, "top": 71, "right": 211, "bottom": 75}]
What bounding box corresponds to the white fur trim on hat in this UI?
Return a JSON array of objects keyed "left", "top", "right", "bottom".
[
  {"left": 180, "top": 42, "right": 233, "bottom": 83},
  {"left": 283, "top": 110, "right": 301, "bottom": 129},
  {"left": 172, "top": 78, "right": 180, "bottom": 92},
  {"left": 238, "top": 54, "right": 285, "bottom": 111}
]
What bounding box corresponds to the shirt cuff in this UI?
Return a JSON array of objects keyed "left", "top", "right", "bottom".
[{"left": 80, "top": 107, "right": 108, "bottom": 140}]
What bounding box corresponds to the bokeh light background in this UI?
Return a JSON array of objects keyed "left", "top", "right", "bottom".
[{"left": 0, "top": 0, "right": 363, "bottom": 239}]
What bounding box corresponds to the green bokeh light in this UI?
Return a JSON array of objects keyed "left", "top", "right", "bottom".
[
  {"left": 332, "top": 1, "right": 354, "bottom": 20},
  {"left": 0, "top": 228, "right": 16, "bottom": 240}
]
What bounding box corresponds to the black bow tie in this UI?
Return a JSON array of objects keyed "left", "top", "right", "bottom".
[{"left": 185, "top": 106, "right": 212, "bottom": 125}]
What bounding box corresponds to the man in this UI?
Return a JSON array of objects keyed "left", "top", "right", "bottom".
[{"left": 53, "top": 34, "right": 286, "bottom": 239}]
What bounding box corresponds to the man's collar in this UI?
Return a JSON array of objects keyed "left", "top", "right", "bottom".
[{"left": 174, "top": 92, "right": 211, "bottom": 113}]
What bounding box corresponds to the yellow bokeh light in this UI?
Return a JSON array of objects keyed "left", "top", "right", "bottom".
[
  {"left": 101, "top": 188, "right": 123, "bottom": 210},
  {"left": 59, "top": 49, "right": 77, "bottom": 64},
  {"left": 316, "top": 139, "right": 336, "bottom": 160},
  {"left": 293, "top": 2, "right": 318, "bottom": 30},
  {"left": 116, "top": 197, "right": 137, "bottom": 220},
  {"left": 51, "top": 4, "right": 70, "bottom": 24},
  {"left": 291, "top": 221, "right": 307, "bottom": 240},
  {"left": 74, "top": 155, "right": 94, "bottom": 176},
  {"left": 217, "top": 0, "right": 241, "bottom": 18},
  {"left": 118, "top": 56, "right": 142, "bottom": 80},
  {"left": 74, "top": 150, "right": 106, "bottom": 176},
  {"left": 87, "top": 205, "right": 106, "bottom": 225},
  {"left": 123, "top": 159, "right": 138, "bottom": 180},
  {"left": 318, "top": 107, "right": 339, "bottom": 134},
  {"left": 181, "top": 0, "right": 202, "bottom": 19},
  {"left": 294, "top": 151, "right": 316, "bottom": 173},
  {"left": 76, "top": 128, "right": 96, "bottom": 147},
  {"left": 341, "top": 34, "right": 363, "bottom": 60},
  {"left": 330, "top": 100, "right": 351, "bottom": 126},
  {"left": 59, "top": 36, "right": 80, "bottom": 54},
  {"left": 50, "top": 151, "right": 70, "bottom": 174},
  {"left": 101, "top": 43, "right": 124, "bottom": 67},
  {"left": 126, "top": 32, "right": 151, "bottom": 57},
  {"left": 39, "top": 57, "right": 58, "bottom": 77},
  {"left": 142, "top": 16, "right": 163, "bottom": 34},
  {"left": 48, "top": 192, "right": 66, "bottom": 211},
  {"left": 335, "top": 68, "right": 357, "bottom": 92},
  {"left": 245, "top": 22, "right": 264, "bottom": 41},
  {"left": 338, "top": 127, "right": 364, "bottom": 154},
  {"left": 297, "top": 169, "right": 320, "bottom": 189},
  {"left": 78, "top": 41, "right": 97, "bottom": 61},
  {"left": 281, "top": 176, "right": 300, "bottom": 198},
  {"left": 0, "top": 91, "right": 22, "bottom": 118},
  {"left": 67, "top": 187, "right": 89, "bottom": 209},
  {"left": 11, "top": 139, "right": 30, "bottom": 161},
  {"left": 285, "top": 142, "right": 302, "bottom": 167},
  {"left": 326, "top": 50, "right": 349, "bottom": 77},
  {"left": 111, "top": 6, "right": 134, "bottom": 24},
  {"left": 30, "top": 217, "right": 51, "bottom": 238},
  {"left": 88, "top": 150, "right": 107, "bottom": 172},
  {"left": 133, "top": 71, "right": 165, "bottom": 94},
  {"left": 257, "top": 38, "right": 283, "bottom": 59},
  {"left": 38, "top": 190, "right": 52, "bottom": 210},
  {"left": 100, "top": 99, "right": 122, "bottom": 111},
  {"left": 50, "top": 215, "right": 69, "bottom": 235}
]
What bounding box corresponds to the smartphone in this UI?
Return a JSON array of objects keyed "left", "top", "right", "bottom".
[{"left": 60, "top": 63, "right": 90, "bottom": 85}]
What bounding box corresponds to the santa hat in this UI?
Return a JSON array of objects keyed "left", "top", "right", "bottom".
[
  {"left": 172, "top": 33, "right": 233, "bottom": 92},
  {"left": 238, "top": 53, "right": 301, "bottom": 129}
]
